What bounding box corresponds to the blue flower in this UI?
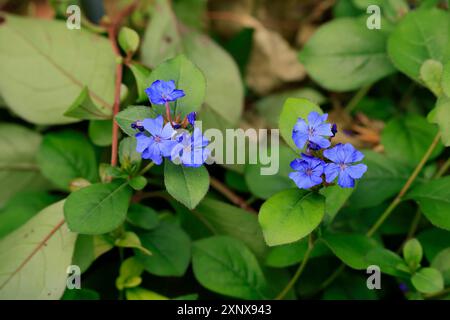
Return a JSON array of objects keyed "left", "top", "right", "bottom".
[
  {"left": 135, "top": 115, "right": 178, "bottom": 165},
  {"left": 292, "top": 112, "right": 333, "bottom": 150},
  {"left": 323, "top": 143, "right": 367, "bottom": 188},
  {"left": 170, "top": 127, "right": 210, "bottom": 167},
  {"left": 288, "top": 154, "right": 325, "bottom": 189},
  {"left": 145, "top": 80, "right": 185, "bottom": 105},
  {"left": 187, "top": 112, "right": 197, "bottom": 126}
]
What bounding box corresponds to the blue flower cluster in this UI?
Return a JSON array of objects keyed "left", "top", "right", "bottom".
[
  {"left": 289, "top": 111, "right": 367, "bottom": 189},
  {"left": 132, "top": 80, "right": 210, "bottom": 167}
]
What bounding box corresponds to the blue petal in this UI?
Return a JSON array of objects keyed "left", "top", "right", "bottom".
[
  {"left": 324, "top": 163, "right": 340, "bottom": 183},
  {"left": 307, "top": 111, "right": 324, "bottom": 127},
  {"left": 290, "top": 159, "right": 304, "bottom": 171},
  {"left": 292, "top": 131, "right": 308, "bottom": 149},
  {"left": 143, "top": 116, "right": 164, "bottom": 136},
  {"left": 169, "top": 89, "right": 186, "bottom": 101},
  {"left": 293, "top": 118, "right": 308, "bottom": 134},
  {"left": 159, "top": 140, "right": 178, "bottom": 157},
  {"left": 323, "top": 145, "right": 340, "bottom": 163},
  {"left": 337, "top": 169, "right": 355, "bottom": 188},
  {"left": 160, "top": 122, "right": 176, "bottom": 139},
  {"left": 347, "top": 163, "right": 367, "bottom": 179},
  {"left": 142, "top": 142, "right": 163, "bottom": 164},
  {"left": 135, "top": 133, "right": 153, "bottom": 153},
  {"left": 314, "top": 122, "right": 333, "bottom": 137},
  {"left": 309, "top": 135, "right": 331, "bottom": 149}
]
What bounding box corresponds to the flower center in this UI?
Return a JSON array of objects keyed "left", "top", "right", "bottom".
[
  {"left": 308, "top": 126, "right": 315, "bottom": 136},
  {"left": 339, "top": 163, "right": 347, "bottom": 170},
  {"left": 305, "top": 168, "right": 313, "bottom": 176},
  {"left": 184, "top": 145, "right": 192, "bottom": 153},
  {"left": 154, "top": 136, "right": 162, "bottom": 143}
]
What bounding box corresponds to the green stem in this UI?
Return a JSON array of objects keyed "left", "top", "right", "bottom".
[
  {"left": 275, "top": 235, "right": 314, "bottom": 300},
  {"left": 319, "top": 263, "right": 346, "bottom": 292},
  {"left": 139, "top": 162, "right": 155, "bottom": 175},
  {"left": 366, "top": 132, "right": 442, "bottom": 237},
  {"left": 435, "top": 158, "right": 450, "bottom": 178},
  {"left": 345, "top": 85, "right": 372, "bottom": 113},
  {"left": 406, "top": 208, "right": 422, "bottom": 240}
]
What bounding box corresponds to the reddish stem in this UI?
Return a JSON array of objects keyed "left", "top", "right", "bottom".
[{"left": 165, "top": 101, "right": 175, "bottom": 128}]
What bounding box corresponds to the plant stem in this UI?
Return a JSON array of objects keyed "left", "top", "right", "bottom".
[
  {"left": 165, "top": 101, "right": 175, "bottom": 128},
  {"left": 210, "top": 176, "right": 256, "bottom": 213},
  {"left": 406, "top": 208, "right": 422, "bottom": 240},
  {"left": 345, "top": 85, "right": 371, "bottom": 113},
  {"left": 105, "top": 1, "right": 139, "bottom": 167},
  {"left": 108, "top": 31, "right": 123, "bottom": 167},
  {"left": 275, "top": 235, "right": 314, "bottom": 300},
  {"left": 139, "top": 162, "right": 155, "bottom": 175},
  {"left": 366, "top": 132, "right": 442, "bottom": 237},
  {"left": 435, "top": 158, "right": 450, "bottom": 178},
  {"left": 318, "top": 263, "right": 346, "bottom": 292}
]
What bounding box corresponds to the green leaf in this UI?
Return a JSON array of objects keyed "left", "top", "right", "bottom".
[
  {"left": 255, "top": 88, "right": 326, "bottom": 128},
  {"left": 141, "top": 0, "right": 243, "bottom": 127},
  {"left": 135, "top": 221, "right": 191, "bottom": 277},
  {"left": 406, "top": 177, "right": 450, "bottom": 230},
  {"left": 192, "top": 236, "right": 268, "bottom": 299},
  {"left": 0, "top": 14, "right": 114, "bottom": 124},
  {"left": 118, "top": 26, "right": 140, "bottom": 54},
  {"left": 0, "top": 124, "right": 50, "bottom": 206},
  {"left": 321, "top": 233, "right": 379, "bottom": 270},
  {"left": 186, "top": 197, "right": 268, "bottom": 259},
  {"left": 258, "top": 189, "right": 325, "bottom": 246},
  {"left": 147, "top": 54, "right": 206, "bottom": 118},
  {"left": 411, "top": 267, "right": 444, "bottom": 294},
  {"left": 278, "top": 98, "right": 323, "bottom": 151},
  {"left": 403, "top": 238, "right": 423, "bottom": 271},
  {"left": 350, "top": 151, "right": 416, "bottom": 208},
  {"left": 387, "top": 8, "right": 450, "bottom": 82},
  {"left": 72, "top": 234, "right": 113, "bottom": 273},
  {"left": 365, "top": 247, "right": 410, "bottom": 278},
  {"left": 417, "top": 228, "right": 450, "bottom": 262},
  {"left": 119, "top": 137, "right": 142, "bottom": 174},
  {"left": 37, "top": 130, "right": 98, "bottom": 190},
  {"left": 0, "top": 191, "right": 59, "bottom": 239},
  {"left": 0, "top": 201, "right": 77, "bottom": 299},
  {"left": 126, "top": 287, "right": 169, "bottom": 300},
  {"left": 443, "top": 60, "right": 450, "bottom": 97},
  {"left": 128, "top": 63, "right": 152, "bottom": 103},
  {"left": 62, "top": 288, "right": 100, "bottom": 300},
  {"left": 420, "top": 59, "right": 444, "bottom": 97},
  {"left": 115, "top": 231, "right": 151, "bottom": 256},
  {"left": 127, "top": 204, "right": 159, "bottom": 231},
  {"left": 381, "top": 115, "right": 443, "bottom": 166},
  {"left": 299, "top": 17, "right": 395, "bottom": 91},
  {"left": 64, "top": 180, "right": 132, "bottom": 234},
  {"left": 88, "top": 120, "right": 113, "bottom": 147},
  {"left": 320, "top": 185, "right": 354, "bottom": 225},
  {"left": 116, "top": 105, "right": 157, "bottom": 137},
  {"left": 265, "top": 239, "right": 329, "bottom": 268},
  {"left": 116, "top": 257, "right": 144, "bottom": 291},
  {"left": 129, "top": 176, "right": 147, "bottom": 191},
  {"left": 430, "top": 97, "right": 450, "bottom": 146},
  {"left": 164, "top": 161, "right": 209, "bottom": 209},
  {"left": 244, "top": 144, "right": 297, "bottom": 199},
  {"left": 64, "top": 87, "right": 112, "bottom": 120},
  {"left": 431, "top": 248, "right": 450, "bottom": 286}
]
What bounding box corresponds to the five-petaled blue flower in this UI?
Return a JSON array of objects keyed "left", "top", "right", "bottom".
[
  {"left": 135, "top": 115, "right": 178, "bottom": 165},
  {"left": 145, "top": 80, "right": 185, "bottom": 105},
  {"left": 323, "top": 143, "right": 368, "bottom": 188},
  {"left": 288, "top": 154, "right": 325, "bottom": 189},
  {"left": 170, "top": 128, "right": 210, "bottom": 167},
  {"left": 292, "top": 112, "right": 333, "bottom": 150}
]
